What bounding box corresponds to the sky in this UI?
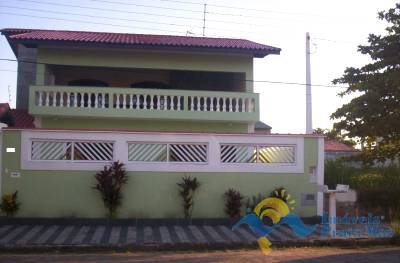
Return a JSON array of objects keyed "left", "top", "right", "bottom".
[{"left": 0, "top": 0, "right": 397, "bottom": 133}]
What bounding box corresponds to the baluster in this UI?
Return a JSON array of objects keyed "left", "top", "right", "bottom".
[
  {"left": 177, "top": 96, "right": 181, "bottom": 111},
  {"left": 189, "top": 96, "right": 194, "bottom": 111},
  {"left": 156, "top": 95, "right": 160, "bottom": 110},
  {"left": 94, "top": 93, "right": 98, "bottom": 108},
  {"left": 150, "top": 95, "right": 154, "bottom": 110},
  {"left": 66, "top": 92, "right": 70, "bottom": 108},
  {"left": 164, "top": 95, "right": 168, "bottom": 110},
  {"left": 81, "top": 93, "right": 85, "bottom": 108},
  {"left": 210, "top": 97, "right": 214, "bottom": 112},
  {"left": 73, "top": 92, "right": 77, "bottom": 107},
  {"left": 229, "top": 98, "right": 233, "bottom": 112},
  {"left": 38, "top": 91, "right": 43, "bottom": 106},
  {"left": 241, "top": 98, "right": 245, "bottom": 112},
  {"left": 196, "top": 96, "right": 201, "bottom": 111},
  {"left": 235, "top": 98, "right": 239, "bottom": 112},
  {"left": 122, "top": 94, "right": 126, "bottom": 109},
  {"left": 88, "top": 93, "right": 92, "bottom": 108},
  {"left": 171, "top": 96, "right": 175, "bottom": 111},
  {"left": 221, "top": 97, "right": 226, "bottom": 112},
  {"left": 115, "top": 94, "right": 120, "bottom": 109},
  {"left": 45, "top": 92, "right": 50, "bottom": 107},
  {"left": 216, "top": 97, "right": 220, "bottom": 112},
  {"left": 203, "top": 97, "right": 207, "bottom": 112},
  {"left": 60, "top": 92, "right": 64, "bottom": 107}
]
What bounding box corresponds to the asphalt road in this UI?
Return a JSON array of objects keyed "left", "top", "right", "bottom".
[{"left": 0, "top": 247, "right": 399, "bottom": 263}]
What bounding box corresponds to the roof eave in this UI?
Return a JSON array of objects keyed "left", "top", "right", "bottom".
[{"left": 11, "top": 38, "right": 281, "bottom": 58}]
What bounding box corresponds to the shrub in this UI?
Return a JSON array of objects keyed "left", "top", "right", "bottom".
[
  {"left": 0, "top": 191, "right": 19, "bottom": 217},
  {"left": 224, "top": 188, "right": 244, "bottom": 219},
  {"left": 177, "top": 176, "right": 200, "bottom": 219},
  {"left": 94, "top": 161, "right": 128, "bottom": 219}
]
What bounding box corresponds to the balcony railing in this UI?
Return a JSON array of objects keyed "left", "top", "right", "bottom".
[{"left": 29, "top": 85, "right": 259, "bottom": 122}]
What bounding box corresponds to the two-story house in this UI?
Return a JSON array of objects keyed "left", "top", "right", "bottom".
[{"left": 0, "top": 28, "right": 324, "bottom": 219}]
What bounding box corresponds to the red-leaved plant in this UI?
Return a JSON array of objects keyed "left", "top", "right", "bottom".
[{"left": 94, "top": 161, "right": 128, "bottom": 219}]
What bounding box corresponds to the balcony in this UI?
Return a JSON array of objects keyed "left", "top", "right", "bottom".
[{"left": 29, "top": 85, "right": 259, "bottom": 122}]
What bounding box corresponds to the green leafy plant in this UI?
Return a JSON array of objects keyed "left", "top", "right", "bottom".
[
  {"left": 224, "top": 188, "right": 244, "bottom": 219},
  {"left": 0, "top": 191, "right": 20, "bottom": 217},
  {"left": 177, "top": 176, "right": 200, "bottom": 219},
  {"left": 94, "top": 161, "right": 128, "bottom": 219}
]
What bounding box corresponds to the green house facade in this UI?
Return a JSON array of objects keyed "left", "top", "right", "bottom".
[{"left": 0, "top": 28, "right": 324, "bottom": 219}]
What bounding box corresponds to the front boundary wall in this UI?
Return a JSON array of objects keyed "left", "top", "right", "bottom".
[{"left": 1, "top": 129, "right": 324, "bottom": 219}]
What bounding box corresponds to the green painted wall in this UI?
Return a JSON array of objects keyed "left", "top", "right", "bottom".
[
  {"left": 41, "top": 118, "right": 249, "bottom": 133},
  {"left": 1, "top": 130, "right": 318, "bottom": 218}
]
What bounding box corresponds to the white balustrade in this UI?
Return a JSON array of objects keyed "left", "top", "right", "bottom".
[{"left": 34, "top": 88, "right": 256, "bottom": 114}]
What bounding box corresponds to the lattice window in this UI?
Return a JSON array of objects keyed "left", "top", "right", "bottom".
[
  {"left": 31, "top": 141, "right": 71, "bottom": 160},
  {"left": 128, "top": 143, "right": 167, "bottom": 162},
  {"left": 31, "top": 140, "right": 114, "bottom": 161},
  {"left": 220, "top": 145, "right": 257, "bottom": 163},
  {"left": 128, "top": 143, "right": 208, "bottom": 163},
  {"left": 258, "top": 146, "right": 295, "bottom": 163},
  {"left": 74, "top": 142, "right": 114, "bottom": 161},
  {"left": 169, "top": 143, "right": 207, "bottom": 163},
  {"left": 220, "top": 144, "right": 295, "bottom": 164}
]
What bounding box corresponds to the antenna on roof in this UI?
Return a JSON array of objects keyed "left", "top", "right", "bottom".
[{"left": 202, "top": 3, "right": 207, "bottom": 36}]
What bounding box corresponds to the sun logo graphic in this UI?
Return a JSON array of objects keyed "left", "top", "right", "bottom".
[{"left": 232, "top": 188, "right": 317, "bottom": 255}]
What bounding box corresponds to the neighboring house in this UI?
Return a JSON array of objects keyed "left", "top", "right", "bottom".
[
  {"left": 325, "top": 139, "right": 359, "bottom": 160},
  {"left": 0, "top": 28, "right": 324, "bottom": 219},
  {"left": 254, "top": 121, "right": 272, "bottom": 134}
]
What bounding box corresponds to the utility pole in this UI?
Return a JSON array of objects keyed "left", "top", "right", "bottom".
[
  {"left": 202, "top": 4, "right": 207, "bottom": 36},
  {"left": 305, "top": 32, "right": 313, "bottom": 134}
]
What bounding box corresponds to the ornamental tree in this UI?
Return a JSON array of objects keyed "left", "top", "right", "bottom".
[{"left": 331, "top": 3, "right": 400, "bottom": 163}]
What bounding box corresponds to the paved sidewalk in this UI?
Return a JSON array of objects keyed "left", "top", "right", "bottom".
[
  {"left": 0, "top": 223, "right": 321, "bottom": 248},
  {"left": 0, "top": 223, "right": 393, "bottom": 249}
]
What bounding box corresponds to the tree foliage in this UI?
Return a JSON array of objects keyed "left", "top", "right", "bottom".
[{"left": 331, "top": 4, "right": 400, "bottom": 163}]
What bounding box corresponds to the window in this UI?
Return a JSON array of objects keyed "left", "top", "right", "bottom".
[
  {"left": 220, "top": 144, "right": 295, "bottom": 164},
  {"left": 31, "top": 140, "right": 114, "bottom": 161},
  {"left": 128, "top": 143, "right": 207, "bottom": 163}
]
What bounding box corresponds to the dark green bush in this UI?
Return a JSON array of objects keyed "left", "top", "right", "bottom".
[
  {"left": 177, "top": 176, "right": 200, "bottom": 219},
  {"left": 94, "top": 161, "right": 128, "bottom": 219},
  {"left": 0, "top": 191, "right": 19, "bottom": 217},
  {"left": 224, "top": 188, "right": 244, "bottom": 219}
]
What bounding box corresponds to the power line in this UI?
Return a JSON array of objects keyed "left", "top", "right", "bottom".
[
  {"left": 12, "top": 0, "right": 202, "bottom": 22},
  {"left": 0, "top": 12, "right": 186, "bottom": 34},
  {"left": 89, "top": 0, "right": 204, "bottom": 14},
  {"left": 8, "top": 0, "right": 299, "bottom": 30},
  {"left": 0, "top": 5, "right": 203, "bottom": 29},
  {"left": 0, "top": 58, "right": 347, "bottom": 89}
]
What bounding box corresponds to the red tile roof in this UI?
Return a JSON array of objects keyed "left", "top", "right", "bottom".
[
  {"left": 10, "top": 109, "right": 35, "bottom": 128},
  {"left": 1, "top": 28, "right": 280, "bottom": 57},
  {"left": 325, "top": 139, "right": 357, "bottom": 152}
]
